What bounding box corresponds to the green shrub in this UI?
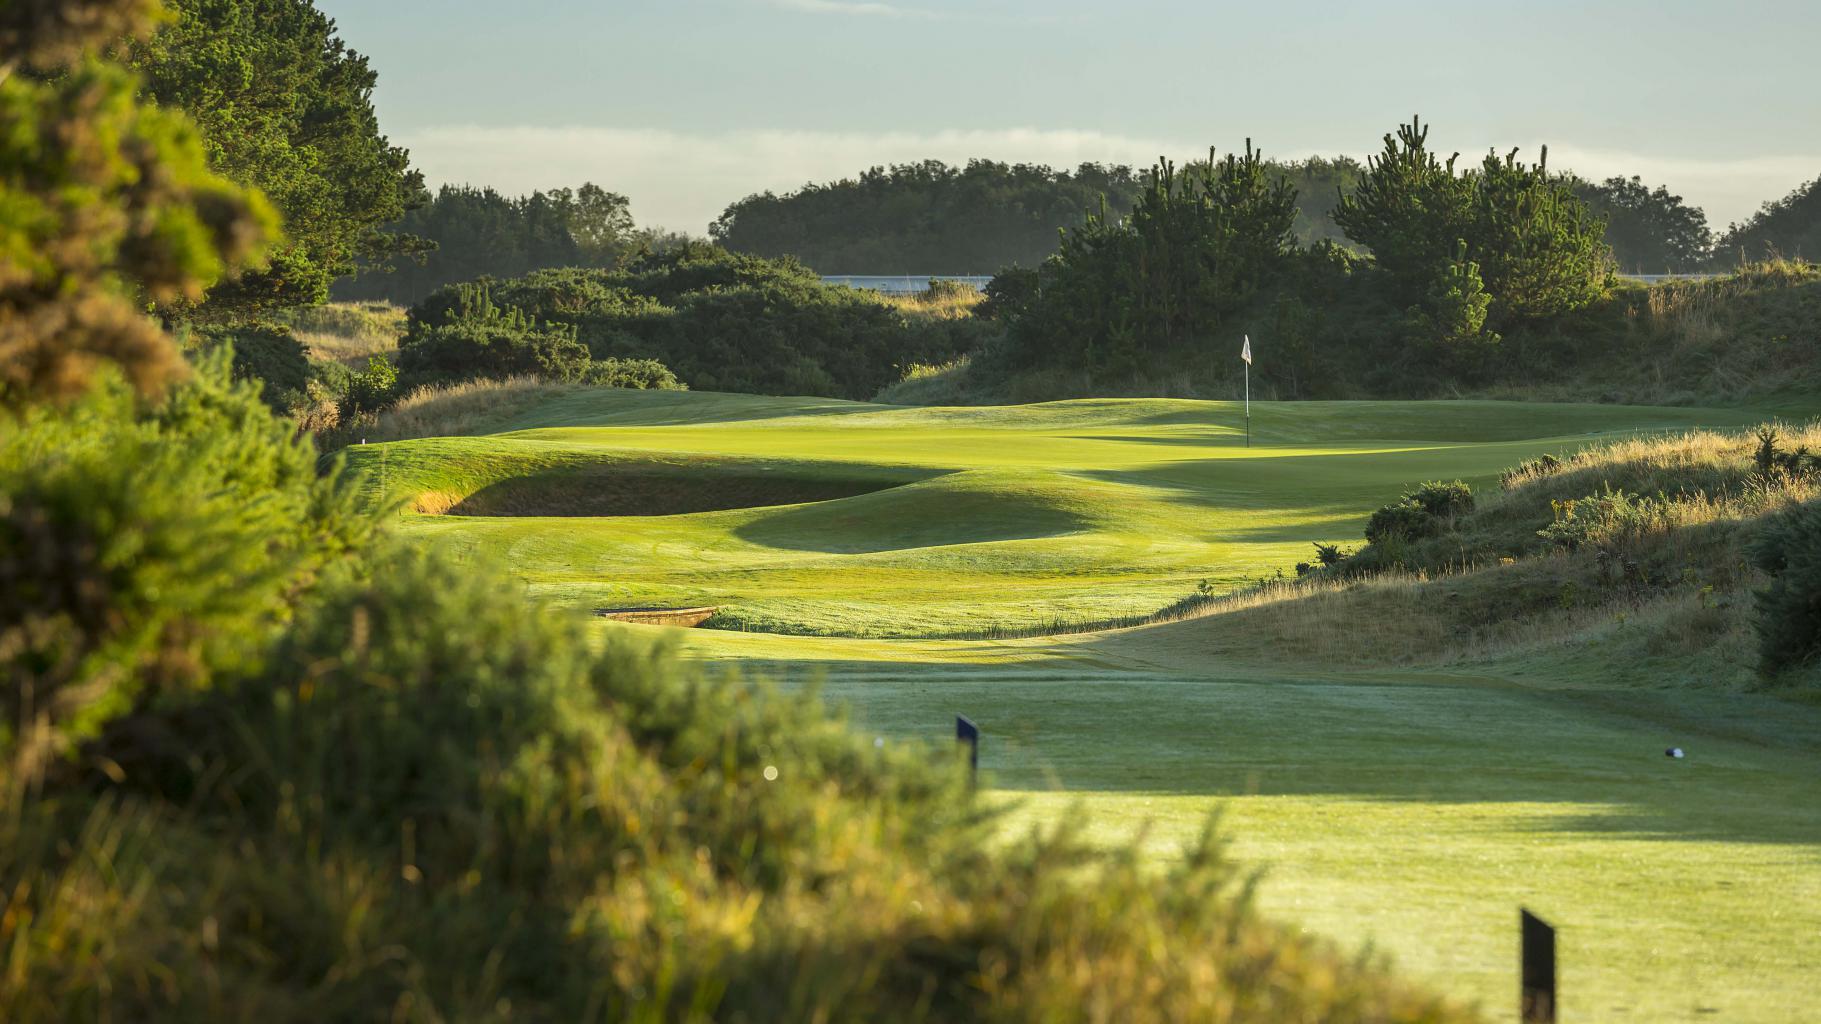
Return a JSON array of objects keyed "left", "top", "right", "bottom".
[
  {"left": 406, "top": 246, "right": 975, "bottom": 400},
  {"left": 398, "top": 298, "right": 592, "bottom": 390},
  {"left": 1364, "top": 480, "right": 1474, "bottom": 548},
  {"left": 191, "top": 322, "right": 313, "bottom": 411},
  {"left": 1365, "top": 499, "right": 1434, "bottom": 545},
  {"left": 0, "top": 355, "right": 371, "bottom": 777},
  {"left": 1537, "top": 486, "right": 1672, "bottom": 550},
  {"left": 1749, "top": 501, "right": 1821, "bottom": 673},
  {"left": 345, "top": 352, "right": 400, "bottom": 413},
  {"left": 1409, "top": 479, "right": 1475, "bottom": 520},
  {"left": 580, "top": 357, "right": 683, "bottom": 390}
]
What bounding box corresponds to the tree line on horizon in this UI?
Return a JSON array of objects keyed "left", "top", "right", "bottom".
[{"left": 323, "top": 157, "right": 1817, "bottom": 309}]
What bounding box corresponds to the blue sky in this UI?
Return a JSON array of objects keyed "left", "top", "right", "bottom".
[{"left": 316, "top": 0, "right": 1821, "bottom": 233}]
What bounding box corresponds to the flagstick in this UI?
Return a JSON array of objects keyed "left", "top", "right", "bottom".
[{"left": 1244, "top": 360, "right": 1250, "bottom": 449}]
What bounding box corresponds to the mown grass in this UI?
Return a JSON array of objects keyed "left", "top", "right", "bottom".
[
  {"left": 353, "top": 388, "right": 1821, "bottom": 1020},
  {"left": 344, "top": 390, "right": 1759, "bottom": 636}
]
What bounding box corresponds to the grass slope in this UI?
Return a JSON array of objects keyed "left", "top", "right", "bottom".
[
  {"left": 344, "top": 389, "right": 1754, "bottom": 635},
  {"left": 348, "top": 388, "right": 1819, "bottom": 1020}
]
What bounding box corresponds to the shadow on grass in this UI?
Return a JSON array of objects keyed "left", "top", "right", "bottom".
[
  {"left": 731, "top": 481, "right": 1092, "bottom": 554},
  {"left": 715, "top": 658, "right": 1821, "bottom": 845}
]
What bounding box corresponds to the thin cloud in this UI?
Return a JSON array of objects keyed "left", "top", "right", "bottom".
[
  {"left": 769, "top": 0, "right": 933, "bottom": 18},
  {"left": 398, "top": 123, "right": 1819, "bottom": 235}
]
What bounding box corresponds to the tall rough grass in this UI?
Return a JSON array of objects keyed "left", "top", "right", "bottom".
[
  {"left": 324, "top": 376, "right": 583, "bottom": 448},
  {"left": 1130, "top": 423, "right": 1821, "bottom": 686},
  {"left": 282, "top": 301, "right": 407, "bottom": 366}
]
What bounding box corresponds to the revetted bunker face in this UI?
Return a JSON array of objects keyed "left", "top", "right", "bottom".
[{"left": 421, "top": 464, "right": 925, "bottom": 518}]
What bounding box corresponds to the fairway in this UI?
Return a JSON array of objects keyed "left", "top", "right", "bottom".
[
  {"left": 667, "top": 628, "right": 1821, "bottom": 1024},
  {"left": 344, "top": 390, "right": 1758, "bottom": 635},
  {"left": 348, "top": 389, "right": 1820, "bottom": 1020}
]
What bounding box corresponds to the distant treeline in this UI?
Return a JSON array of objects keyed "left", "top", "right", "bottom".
[
  {"left": 1715, "top": 175, "right": 1821, "bottom": 266},
  {"left": 710, "top": 154, "right": 1816, "bottom": 277},
  {"left": 330, "top": 161, "right": 1814, "bottom": 311},
  {"left": 334, "top": 184, "right": 697, "bottom": 307},
  {"left": 709, "top": 158, "right": 1366, "bottom": 274}
]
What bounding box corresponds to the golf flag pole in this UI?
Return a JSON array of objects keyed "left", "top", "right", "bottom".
[{"left": 1241, "top": 335, "right": 1252, "bottom": 448}]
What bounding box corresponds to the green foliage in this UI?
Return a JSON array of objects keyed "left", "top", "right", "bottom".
[
  {"left": 1749, "top": 500, "right": 1821, "bottom": 673},
  {"left": 1402, "top": 246, "right": 1495, "bottom": 352},
  {"left": 1571, "top": 174, "right": 1713, "bottom": 272},
  {"left": 0, "top": 355, "right": 370, "bottom": 777},
  {"left": 580, "top": 356, "right": 683, "bottom": 390},
  {"left": 711, "top": 157, "right": 1365, "bottom": 275},
  {"left": 398, "top": 284, "right": 594, "bottom": 390},
  {"left": 336, "top": 182, "right": 641, "bottom": 307},
  {"left": 1752, "top": 426, "right": 1820, "bottom": 481},
  {"left": 0, "top": 26, "right": 277, "bottom": 404},
  {"left": 1469, "top": 146, "right": 1615, "bottom": 322},
  {"left": 1336, "top": 118, "right": 1613, "bottom": 329},
  {"left": 1409, "top": 479, "right": 1475, "bottom": 519},
  {"left": 1717, "top": 175, "right": 1821, "bottom": 266},
  {"left": 1536, "top": 486, "right": 1672, "bottom": 550},
  {"left": 1312, "top": 541, "right": 1349, "bottom": 566},
  {"left": 1364, "top": 481, "right": 1474, "bottom": 546},
  {"left": 191, "top": 321, "right": 312, "bottom": 411},
  {"left": 1007, "top": 144, "right": 1299, "bottom": 378},
  {"left": 407, "top": 245, "right": 977, "bottom": 400},
  {"left": 1332, "top": 118, "right": 1476, "bottom": 306},
  {"left": 713, "top": 159, "right": 1146, "bottom": 273},
  {"left": 127, "top": 0, "right": 424, "bottom": 319},
  {"left": 1365, "top": 499, "right": 1436, "bottom": 546},
  {"left": 345, "top": 351, "right": 399, "bottom": 412}
]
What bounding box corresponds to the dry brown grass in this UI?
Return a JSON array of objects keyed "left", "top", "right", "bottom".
[
  {"left": 875, "top": 286, "right": 987, "bottom": 320},
  {"left": 330, "top": 376, "right": 580, "bottom": 447},
  {"left": 1109, "top": 422, "right": 1821, "bottom": 683},
  {"left": 285, "top": 302, "right": 407, "bottom": 365}
]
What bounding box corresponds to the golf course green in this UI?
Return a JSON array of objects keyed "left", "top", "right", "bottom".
[{"left": 345, "top": 390, "right": 1821, "bottom": 1021}]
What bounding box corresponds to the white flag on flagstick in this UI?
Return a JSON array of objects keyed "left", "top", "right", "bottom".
[{"left": 1241, "top": 335, "right": 1252, "bottom": 365}]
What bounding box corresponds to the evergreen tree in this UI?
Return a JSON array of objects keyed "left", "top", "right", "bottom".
[
  {"left": 1337, "top": 118, "right": 1613, "bottom": 329},
  {"left": 126, "top": 0, "right": 424, "bottom": 319},
  {"left": 1012, "top": 144, "right": 1299, "bottom": 377}
]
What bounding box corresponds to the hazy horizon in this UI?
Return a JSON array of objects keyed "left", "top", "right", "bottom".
[{"left": 317, "top": 0, "right": 1821, "bottom": 238}]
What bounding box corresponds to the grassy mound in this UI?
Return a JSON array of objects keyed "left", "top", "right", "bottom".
[
  {"left": 342, "top": 389, "right": 1757, "bottom": 635},
  {"left": 1114, "top": 421, "right": 1821, "bottom": 692}
]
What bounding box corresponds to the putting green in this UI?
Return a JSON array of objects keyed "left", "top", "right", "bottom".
[
  {"left": 344, "top": 390, "right": 1754, "bottom": 636},
  {"left": 349, "top": 390, "right": 1819, "bottom": 1020}
]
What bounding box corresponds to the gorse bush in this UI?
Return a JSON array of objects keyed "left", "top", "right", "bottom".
[
  {"left": 1749, "top": 501, "right": 1821, "bottom": 674},
  {"left": 1364, "top": 480, "right": 1474, "bottom": 545},
  {"left": 346, "top": 352, "right": 401, "bottom": 413},
  {"left": 0, "top": 355, "right": 371, "bottom": 778},
  {"left": 1537, "top": 486, "right": 1674, "bottom": 550},
  {"left": 192, "top": 321, "right": 315, "bottom": 411},
  {"left": 580, "top": 356, "right": 681, "bottom": 390},
  {"left": 406, "top": 244, "right": 982, "bottom": 400}
]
